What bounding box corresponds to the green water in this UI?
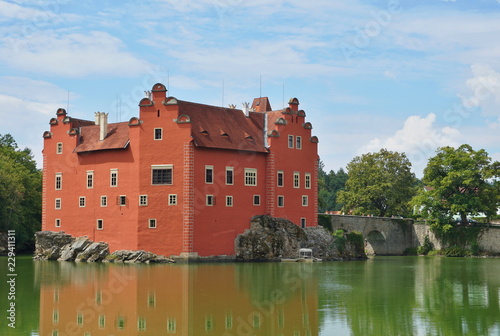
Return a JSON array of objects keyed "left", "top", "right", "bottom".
[{"left": 1, "top": 256, "right": 499, "bottom": 335}]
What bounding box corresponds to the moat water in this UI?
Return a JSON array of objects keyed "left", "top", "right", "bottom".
[{"left": 1, "top": 256, "right": 500, "bottom": 335}]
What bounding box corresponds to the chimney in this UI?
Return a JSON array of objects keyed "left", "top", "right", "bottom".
[
  {"left": 98, "top": 112, "right": 109, "bottom": 141},
  {"left": 242, "top": 102, "right": 250, "bottom": 117},
  {"left": 94, "top": 112, "right": 100, "bottom": 125}
]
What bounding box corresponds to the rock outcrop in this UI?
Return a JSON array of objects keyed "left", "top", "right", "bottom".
[
  {"left": 235, "top": 215, "right": 367, "bottom": 261},
  {"left": 34, "top": 231, "right": 174, "bottom": 263}
]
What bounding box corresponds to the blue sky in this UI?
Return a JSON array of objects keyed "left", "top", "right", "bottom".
[{"left": 1, "top": 0, "right": 500, "bottom": 177}]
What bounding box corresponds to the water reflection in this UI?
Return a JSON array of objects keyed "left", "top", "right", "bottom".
[{"left": 37, "top": 262, "right": 319, "bottom": 336}]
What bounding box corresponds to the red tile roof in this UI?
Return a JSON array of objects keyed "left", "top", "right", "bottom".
[
  {"left": 74, "top": 122, "right": 130, "bottom": 153},
  {"left": 251, "top": 97, "right": 272, "bottom": 112},
  {"left": 178, "top": 101, "right": 268, "bottom": 153}
]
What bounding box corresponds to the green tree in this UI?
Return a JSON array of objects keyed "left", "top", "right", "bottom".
[
  {"left": 338, "top": 149, "right": 416, "bottom": 217},
  {"left": 0, "top": 134, "right": 42, "bottom": 251},
  {"left": 318, "top": 160, "right": 348, "bottom": 212},
  {"left": 414, "top": 144, "right": 500, "bottom": 233}
]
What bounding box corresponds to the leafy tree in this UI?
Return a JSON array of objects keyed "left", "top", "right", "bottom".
[
  {"left": 0, "top": 134, "right": 42, "bottom": 251},
  {"left": 318, "top": 160, "right": 348, "bottom": 212},
  {"left": 414, "top": 144, "right": 500, "bottom": 233},
  {"left": 337, "top": 149, "right": 416, "bottom": 217}
]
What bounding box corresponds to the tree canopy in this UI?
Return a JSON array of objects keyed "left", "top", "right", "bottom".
[
  {"left": 414, "top": 144, "right": 500, "bottom": 233},
  {"left": 318, "top": 161, "right": 348, "bottom": 212},
  {"left": 0, "top": 134, "right": 42, "bottom": 251},
  {"left": 337, "top": 149, "right": 416, "bottom": 217}
]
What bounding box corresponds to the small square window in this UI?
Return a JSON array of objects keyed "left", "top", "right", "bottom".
[
  {"left": 305, "top": 173, "right": 311, "bottom": 189},
  {"left": 154, "top": 128, "right": 162, "bottom": 140},
  {"left": 118, "top": 195, "right": 127, "bottom": 206},
  {"left": 96, "top": 219, "right": 103, "bottom": 230},
  {"left": 296, "top": 136, "right": 302, "bottom": 149},
  {"left": 253, "top": 195, "right": 260, "bottom": 206},
  {"left": 55, "top": 198, "right": 61, "bottom": 210},
  {"left": 149, "top": 219, "right": 157, "bottom": 229},
  {"left": 226, "top": 167, "right": 234, "bottom": 185},
  {"left": 56, "top": 142, "right": 63, "bottom": 154},
  {"left": 226, "top": 195, "right": 233, "bottom": 207},
  {"left": 277, "top": 196, "right": 284, "bottom": 207},
  {"left": 79, "top": 197, "right": 86, "bottom": 208},
  {"left": 205, "top": 166, "right": 213, "bottom": 184},
  {"left": 169, "top": 194, "right": 177, "bottom": 205},
  {"left": 288, "top": 135, "right": 294, "bottom": 148},
  {"left": 206, "top": 195, "right": 214, "bottom": 206},
  {"left": 302, "top": 195, "right": 308, "bottom": 206},
  {"left": 101, "top": 196, "right": 107, "bottom": 207},
  {"left": 139, "top": 195, "right": 148, "bottom": 206},
  {"left": 55, "top": 219, "right": 61, "bottom": 227},
  {"left": 277, "top": 171, "right": 284, "bottom": 187},
  {"left": 110, "top": 169, "right": 118, "bottom": 187},
  {"left": 244, "top": 168, "right": 257, "bottom": 186}
]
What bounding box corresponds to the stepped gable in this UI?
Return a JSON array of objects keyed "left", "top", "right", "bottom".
[
  {"left": 178, "top": 100, "right": 267, "bottom": 153},
  {"left": 75, "top": 122, "right": 130, "bottom": 153}
]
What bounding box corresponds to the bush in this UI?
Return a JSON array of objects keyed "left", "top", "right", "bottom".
[
  {"left": 443, "top": 247, "right": 471, "bottom": 257},
  {"left": 403, "top": 247, "right": 417, "bottom": 255},
  {"left": 470, "top": 241, "right": 480, "bottom": 256},
  {"left": 318, "top": 214, "right": 332, "bottom": 231},
  {"left": 427, "top": 250, "right": 441, "bottom": 256},
  {"left": 416, "top": 236, "right": 434, "bottom": 255}
]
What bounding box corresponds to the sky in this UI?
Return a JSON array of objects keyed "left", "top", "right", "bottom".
[{"left": 1, "top": 0, "right": 500, "bottom": 177}]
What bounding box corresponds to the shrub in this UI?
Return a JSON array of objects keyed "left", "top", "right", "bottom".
[{"left": 417, "top": 236, "right": 434, "bottom": 255}]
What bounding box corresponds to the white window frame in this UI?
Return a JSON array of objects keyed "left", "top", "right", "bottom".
[
  {"left": 87, "top": 171, "right": 94, "bottom": 189},
  {"left": 302, "top": 195, "right": 309, "bottom": 206},
  {"left": 206, "top": 195, "right": 214, "bottom": 206},
  {"left": 305, "top": 173, "right": 311, "bottom": 189},
  {"left": 118, "top": 195, "right": 127, "bottom": 206},
  {"left": 79, "top": 196, "right": 86, "bottom": 208},
  {"left": 56, "top": 142, "right": 63, "bottom": 154},
  {"left": 110, "top": 169, "right": 118, "bottom": 187},
  {"left": 277, "top": 195, "right": 284, "bottom": 207},
  {"left": 148, "top": 219, "right": 157, "bottom": 229},
  {"left": 205, "top": 165, "right": 214, "bottom": 184},
  {"left": 296, "top": 136, "right": 302, "bottom": 149},
  {"left": 96, "top": 219, "right": 103, "bottom": 230},
  {"left": 55, "top": 198, "right": 61, "bottom": 210},
  {"left": 139, "top": 195, "right": 148, "bottom": 206},
  {"left": 169, "top": 194, "right": 177, "bottom": 206},
  {"left": 244, "top": 168, "right": 257, "bottom": 186},
  {"left": 226, "top": 195, "right": 233, "bottom": 207},
  {"left": 225, "top": 167, "right": 234, "bottom": 185},
  {"left": 151, "top": 165, "right": 173, "bottom": 185},
  {"left": 293, "top": 172, "right": 300, "bottom": 188},
  {"left": 288, "top": 135, "right": 294, "bottom": 148},
  {"left": 277, "top": 170, "right": 284, "bottom": 187},
  {"left": 253, "top": 195, "right": 260, "bottom": 206},
  {"left": 154, "top": 128, "right": 163, "bottom": 140},
  {"left": 55, "top": 173, "right": 62, "bottom": 190},
  {"left": 55, "top": 218, "right": 61, "bottom": 227},
  {"left": 101, "top": 196, "right": 107, "bottom": 207}
]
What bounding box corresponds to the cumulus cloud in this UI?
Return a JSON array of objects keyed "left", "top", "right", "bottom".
[
  {"left": 460, "top": 63, "right": 500, "bottom": 116},
  {"left": 359, "top": 113, "right": 461, "bottom": 175}
]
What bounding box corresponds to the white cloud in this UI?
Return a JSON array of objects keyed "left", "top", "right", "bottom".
[
  {"left": 0, "top": 31, "right": 151, "bottom": 77},
  {"left": 359, "top": 113, "right": 461, "bottom": 176},
  {"left": 460, "top": 63, "right": 500, "bottom": 116}
]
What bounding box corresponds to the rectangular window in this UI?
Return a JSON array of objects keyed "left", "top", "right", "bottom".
[
  {"left": 149, "top": 219, "right": 157, "bottom": 229},
  {"left": 77, "top": 313, "right": 83, "bottom": 326},
  {"left": 55, "top": 219, "right": 61, "bottom": 227},
  {"left": 118, "top": 195, "right": 127, "bottom": 206},
  {"left": 152, "top": 165, "right": 173, "bottom": 185},
  {"left": 96, "top": 219, "right": 103, "bottom": 230},
  {"left": 302, "top": 195, "right": 309, "bottom": 206},
  {"left": 305, "top": 173, "right": 311, "bottom": 189},
  {"left": 206, "top": 195, "right": 214, "bottom": 206},
  {"left": 87, "top": 171, "right": 94, "bottom": 189},
  {"left": 169, "top": 194, "right": 177, "bottom": 206},
  {"left": 301, "top": 218, "right": 306, "bottom": 228},
  {"left": 98, "top": 315, "right": 105, "bottom": 329},
  {"left": 116, "top": 316, "right": 125, "bottom": 329},
  {"left": 296, "top": 136, "right": 302, "bottom": 149},
  {"left": 288, "top": 135, "right": 294, "bottom": 148},
  {"left": 56, "top": 142, "right": 63, "bottom": 154},
  {"left": 53, "top": 309, "right": 59, "bottom": 325},
  {"left": 277, "top": 171, "right": 284, "bottom": 187},
  {"left": 55, "top": 198, "right": 61, "bottom": 210},
  {"left": 226, "top": 167, "right": 234, "bottom": 185},
  {"left": 294, "top": 172, "right": 300, "bottom": 188},
  {"left": 101, "top": 196, "right": 107, "bottom": 207},
  {"left": 277, "top": 195, "right": 284, "bottom": 207},
  {"left": 55, "top": 173, "right": 62, "bottom": 190},
  {"left": 244, "top": 168, "right": 257, "bottom": 186},
  {"left": 225, "top": 313, "right": 233, "bottom": 330},
  {"left": 205, "top": 165, "right": 213, "bottom": 184},
  {"left": 148, "top": 292, "right": 156, "bottom": 307},
  {"left": 79, "top": 196, "right": 85, "bottom": 208},
  {"left": 139, "top": 195, "right": 148, "bottom": 206},
  {"left": 226, "top": 195, "right": 233, "bottom": 207},
  {"left": 110, "top": 169, "right": 118, "bottom": 187},
  {"left": 154, "top": 128, "right": 162, "bottom": 140},
  {"left": 138, "top": 317, "right": 146, "bottom": 331},
  {"left": 253, "top": 195, "right": 260, "bottom": 206},
  {"left": 167, "top": 318, "right": 176, "bottom": 332}
]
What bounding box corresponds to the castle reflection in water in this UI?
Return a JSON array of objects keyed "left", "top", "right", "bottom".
[{"left": 37, "top": 261, "right": 318, "bottom": 336}]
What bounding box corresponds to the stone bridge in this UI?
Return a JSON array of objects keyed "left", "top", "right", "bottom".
[{"left": 328, "top": 215, "right": 421, "bottom": 255}]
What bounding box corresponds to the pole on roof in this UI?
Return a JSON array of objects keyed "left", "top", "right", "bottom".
[{"left": 259, "top": 75, "right": 262, "bottom": 98}]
